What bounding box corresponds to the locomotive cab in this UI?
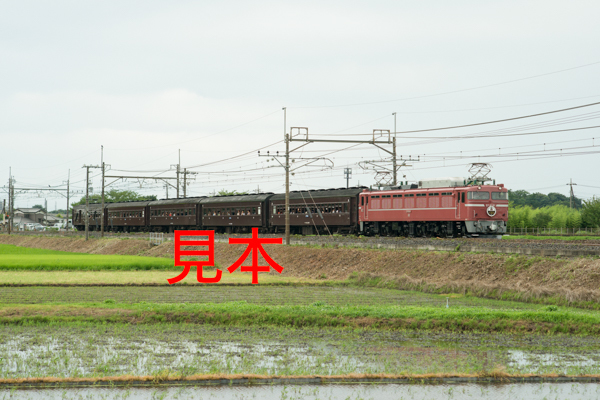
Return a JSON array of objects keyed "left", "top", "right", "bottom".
[{"left": 461, "top": 184, "right": 508, "bottom": 236}]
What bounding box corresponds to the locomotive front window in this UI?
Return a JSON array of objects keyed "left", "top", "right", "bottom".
[
  {"left": 467, "top": 192, "right": 490, "bottom": 200},
  {"left": 492, "top": 192, "right": 509, "bottom": 200}
]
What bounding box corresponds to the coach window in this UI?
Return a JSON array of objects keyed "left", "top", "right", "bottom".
[{"left": 467, "top": 192, "right": 490, "bottom": 200}]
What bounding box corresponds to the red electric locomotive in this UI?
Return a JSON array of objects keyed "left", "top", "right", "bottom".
[{"left": 358, "top": 177, "right": 508, "bottom": 238}]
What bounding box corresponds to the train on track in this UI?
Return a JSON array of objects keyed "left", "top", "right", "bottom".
[{"left": 73, "top": 178, "right": 508, "bottom": 238}]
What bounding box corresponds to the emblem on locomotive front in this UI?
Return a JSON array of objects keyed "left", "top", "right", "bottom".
[{"left": 486, "top": 205, "right": 497, "bottom": 217}]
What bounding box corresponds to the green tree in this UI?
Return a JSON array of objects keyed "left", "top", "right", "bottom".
[
  {"left": 531, "top": 209, "right": 552, "bottom": 228},
  {"left": 216, "top": 189, "right": 249, "bottom": 196},
  {"left": 508, "top": 190, "right": 530, "bottom": 207},
  {"left": 32, "top": 204, "right": 46, "bottom": 212},
  {"left": 581, "top": 197, "right": 600, "bottom": 228},
  {"left": 71, "top": 190, "right": 157, "bottom": 206},
  {"left": 507, "top": 190, "right": 582, "bottom": 209}
]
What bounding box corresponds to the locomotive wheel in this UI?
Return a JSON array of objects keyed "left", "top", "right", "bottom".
[{"left": 415, "top": 225, "right": 422, "bottom": 237}]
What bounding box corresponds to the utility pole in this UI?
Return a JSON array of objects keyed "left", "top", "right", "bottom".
[
  {"left": 259, "top": 127, "right": 333, "bottom": 245},
  {"left": 65, "top": 170, "right": 70, "bottom": 232},
  {"left": 284, "top": 107, "right": 290, "bottom": 246},
  {"left": 165, "top": 183, "right": 169, "bottom": 199},
  {"left": 171, "top": 149, "right": 181, "bottom": 199},
  {"left": 44, "top": 199, "right": 47, "bottom": 227},
  {"left": 85, "top": 166, "right": 90, "bottom": 240},
  {"left": 83, "top": 164, "right": 100, "bottom": 241},
  {"left": 181, "top": 168, "right": 197, "bottom": 198},
  {"left": 344, "top": 168, "right": 352, "bottom": 188},
  {"left": 567, "top": 178, "right": 577, "bottom": 209},
  {"left": 101, "top": 146, "right": 105, "bottom": 237},
  {"left": 183, "top": 168, "right": 187, "bottom": 198},
  {"left": 392, "top": 112, "right": 397, "bottom": 186},
  {"left": 7, "top": 168, "right": 12, "bottom": 235}
]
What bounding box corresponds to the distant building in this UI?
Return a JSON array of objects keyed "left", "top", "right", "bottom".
[{"left": 13, "top": 208, "right": 45, "bottom": 229}]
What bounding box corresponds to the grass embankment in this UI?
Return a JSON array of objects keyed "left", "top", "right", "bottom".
[
  {"left": 502, "top": 235, "right": 600, "bottom": 241},
  {"left": 345, "top": 271, "right": 600, "bottom": 311},
  {"left": 1, "top": 302, "right": 598, "bottom": 335},
  {"left": 0, "top": 244, "right": 174, "bottom": 271}
]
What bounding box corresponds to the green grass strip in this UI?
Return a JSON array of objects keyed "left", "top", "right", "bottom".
[
  {"left": 0, "top": 244, "right": 174, "bottom": 271},
  {"left": 502, "top": 235, "right": 600, "bottom": 241},
  {"left": 2, "top": 302, "right": 599, "bottom": 335}
]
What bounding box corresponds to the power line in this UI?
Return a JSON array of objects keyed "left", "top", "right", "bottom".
[
  {"left": 394, "top": 101, "right": 600, "bottom": 134},
  {"left": 396, "top": 125, "right": 600, "bottom": 139},
  {"left": 292, "top": 60, "right": 600, "bottom": 109},
  {"left": 108, "top": 109, "right": 281, "bottom": 151}
]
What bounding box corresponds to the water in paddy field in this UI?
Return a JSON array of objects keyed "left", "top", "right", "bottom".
[{"left": 1, "top": 383, "right": 600, "bottom": 400}]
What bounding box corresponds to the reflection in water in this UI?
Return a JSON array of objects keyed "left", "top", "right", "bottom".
[{"left": 2, "top": 383, "right": 600, "bottom": 400}]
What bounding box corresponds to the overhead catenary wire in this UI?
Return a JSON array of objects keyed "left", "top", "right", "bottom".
[{"left": 292, "top": 60, "right": 600, "bottom": 109}]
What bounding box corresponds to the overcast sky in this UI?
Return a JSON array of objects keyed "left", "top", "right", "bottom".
[{"left": 2, "top": 0, "right": 599, "bottom": 209}]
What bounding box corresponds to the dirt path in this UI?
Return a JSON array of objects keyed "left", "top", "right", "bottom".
[{"left": 2, "top": 234, "right": 600, "bottom": 304}]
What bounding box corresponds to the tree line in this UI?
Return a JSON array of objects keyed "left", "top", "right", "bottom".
[{"left": 507, "top": 190, "right": 600, "bottom": 229}]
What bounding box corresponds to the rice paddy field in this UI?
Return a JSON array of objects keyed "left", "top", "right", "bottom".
[
  {"left": 2, "top": 242, "right": 600, "bottom": 399},
  {"left": 0, "top": 244, "right": 174, "bottom": 271}
]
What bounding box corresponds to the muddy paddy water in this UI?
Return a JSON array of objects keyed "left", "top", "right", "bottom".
[
  {"left": 2, "top": 383, "right": 600, "bottom": 400},
  {"left": 1, "top": 324, "right": 600, "bottom": 378}
]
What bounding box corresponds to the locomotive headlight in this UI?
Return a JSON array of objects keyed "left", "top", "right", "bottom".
[{"left": 490, "top": 222, "right": 497, "bottom": 231}]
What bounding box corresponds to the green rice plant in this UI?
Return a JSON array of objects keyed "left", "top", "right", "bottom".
[{"left": 0, "top": 244, "right": 175, "bottom": 271}]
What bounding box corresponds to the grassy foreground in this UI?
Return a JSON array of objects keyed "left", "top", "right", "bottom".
[
  {"left": 1, "top": 302, "right": 599, "bottom": 335},
  {"left": 0, "top": 244, "right": 174, "bottom": 270}
]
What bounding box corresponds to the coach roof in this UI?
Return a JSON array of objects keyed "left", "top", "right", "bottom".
[
  {"left": 270, "top": 187, "right": 366, "bottom": 201},
  {"left": 105, "top": 201, "right": 152, "bottom": 209},
  {"left": 148, "top": 197, "right": 206, "bottom": 206},
  {"left": 199, "top": 193, "right": 274, "bottom": 204}
]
